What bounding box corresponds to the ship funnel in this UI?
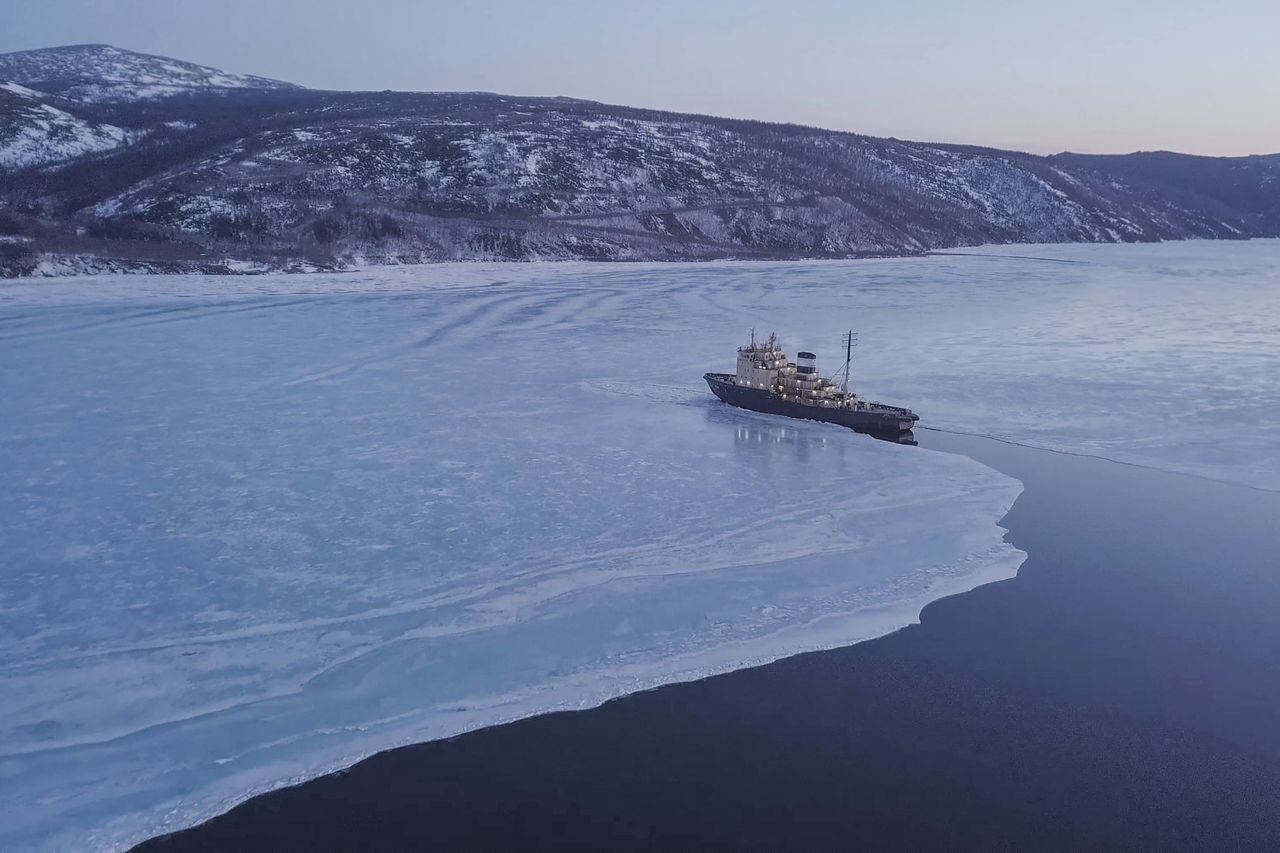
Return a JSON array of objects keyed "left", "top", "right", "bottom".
[{"left": 796, "top": 351, "right": 817, "bottom": 375}]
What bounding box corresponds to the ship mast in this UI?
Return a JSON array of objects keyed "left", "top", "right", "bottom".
[{"left": 839, "top": 330, "right": 858, "bottom": 393}]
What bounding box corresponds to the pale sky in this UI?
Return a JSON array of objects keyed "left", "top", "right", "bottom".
[{"left": 4, "top": 0, "right": 1278, "bottom": 156}]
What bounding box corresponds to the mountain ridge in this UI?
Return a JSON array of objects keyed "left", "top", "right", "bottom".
[
  {"left": 0, "top": 43, "right": 300, "bottom": 103},
  {"left": 2, "top": 45, "right": 1277, "bottom": 277}
]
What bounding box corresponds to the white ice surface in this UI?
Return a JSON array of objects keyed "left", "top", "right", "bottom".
[
  {"left": 917, "top": 240, "right": 1280, "bottom": 491},
  {"left": 2, "top": 239, "right": 1277, "bottom": 850}
]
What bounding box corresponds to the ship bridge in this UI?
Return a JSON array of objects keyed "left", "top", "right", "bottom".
[{"left": 735, "top": 334, "right": 854, "bottom": 408}]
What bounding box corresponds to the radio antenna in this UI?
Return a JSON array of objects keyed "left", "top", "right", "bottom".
[{"left": 840, "top": 330, "right": 858, "bottom": 393}]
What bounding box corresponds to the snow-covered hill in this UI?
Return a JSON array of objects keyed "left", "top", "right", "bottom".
[
  {"left": 1, "top": 45, "right": 1277, "bottom": 276},
  {"left": 0, "top": 44, "right": 299, "bottom": 103},
  {"left": 0, "top": 81, "right": 133, "bottom": 167}
]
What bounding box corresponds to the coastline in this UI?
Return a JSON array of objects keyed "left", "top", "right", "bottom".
[
  {"left": 137, "top": 429, "right": 1280, "bottom": 851},
  {"left": 3, "top": 235, "right": 1270, "bottom": 281}
]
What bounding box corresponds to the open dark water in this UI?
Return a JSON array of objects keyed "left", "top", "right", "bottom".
[{"left": 137, "top": 430, "right": 1280, "bottom": 851}]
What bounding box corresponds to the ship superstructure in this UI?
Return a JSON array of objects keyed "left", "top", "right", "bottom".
[{"left": 706, "top": 331, "right": 918, "bottom": 436}]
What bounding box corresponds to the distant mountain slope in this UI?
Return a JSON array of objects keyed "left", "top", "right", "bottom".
[
  {"left": 1, "top": 45, "right": 1277, "bottom": 276},
  {"left": 1049, "top": 150, "right": 1280, "bottom": 237},
  {"left": 0, "top": 44, "right": 300, "bottom": 103}
]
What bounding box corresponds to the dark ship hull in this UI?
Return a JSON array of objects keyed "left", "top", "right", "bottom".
[{"left": 704, "top": 373, "right": 918, "bottom": 435}]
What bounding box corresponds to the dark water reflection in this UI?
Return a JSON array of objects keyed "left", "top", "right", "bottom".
[{"left": 916, "top": 428, "right": 1280, "bottom": 801}]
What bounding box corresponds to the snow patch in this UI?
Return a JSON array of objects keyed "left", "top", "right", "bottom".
[
  {"left": 0, "top": 99, "right": 131, "bottom": 168},
  {"left": 1, "top": 81, "right": 44, "bottom": 98}
]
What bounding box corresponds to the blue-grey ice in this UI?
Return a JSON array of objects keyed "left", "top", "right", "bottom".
[{"left": 2, "top": 238, "right": 1277, "bottom": 850}]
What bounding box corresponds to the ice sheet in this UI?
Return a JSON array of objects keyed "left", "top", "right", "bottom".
[
  {"left": 1, "top": 265, "right": 1024, "bottom": 851},
  {"left": 3, "top": 239, "right": 1276, "bottom": 850},
  {"left": 902, "top": 240, "right": 1280, "bottom": 491}
]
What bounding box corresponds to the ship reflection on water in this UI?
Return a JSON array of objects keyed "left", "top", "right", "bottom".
[
  {"left": 723, "top": 415, "right": 917, "bottom": 456},
  {"left": 733, "top": 424, "right": 828, "bottom": 463}
]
